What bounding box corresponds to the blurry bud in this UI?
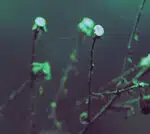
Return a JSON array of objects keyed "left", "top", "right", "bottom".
[
  {"left": 127, "top": 57, "right": 132, "bottom": 63},
  {"left": 77, "top": 17, "right": 95, "bottom": 37},
  {"left": 79, "top": 111, "right": 89, "bottom": 125},
  {"left": 70, "top": 50, "right": 78, "bottom": 62},
  {"left": 64, "top": 88, "right": 68, "bottom": 96},
  {"left": 134, "top": 32, "right": 139, "bottom": 41},
  {"left": 80, "top": 112, "right": 88, "bottom": 119},
  {"left": 39, "top": 86, "right": 44, "bottom": 96},
  {"left": 49, "top": 101, "right": 57, "bottom": 109},
  {"left": 55, "top": 120, "right": 62, "bottom": 130}
]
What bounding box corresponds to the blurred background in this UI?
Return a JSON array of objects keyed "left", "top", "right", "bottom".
[{"left": 0, "top": 0, "right": 150, "bottom": 134}]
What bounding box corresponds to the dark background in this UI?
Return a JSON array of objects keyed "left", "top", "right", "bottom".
[{"left": 0, "top": 0, "right": 150, "bottom": 134}]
